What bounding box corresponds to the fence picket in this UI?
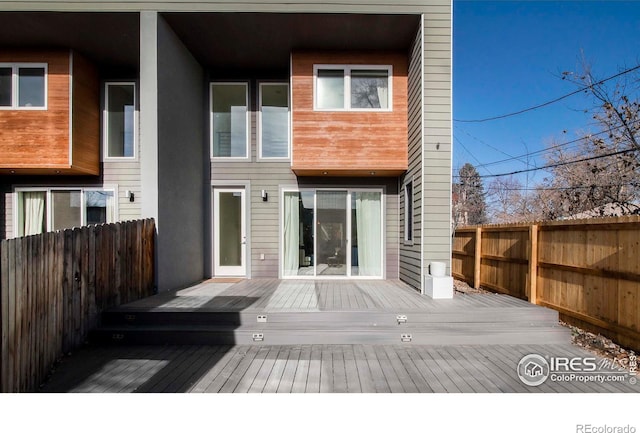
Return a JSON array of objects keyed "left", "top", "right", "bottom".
[
  {"left": 0, "top": 219, "right": 157, "bottom": 392},
  {"left": 453, "top": 217, "right": 640, "bottom": 351}
]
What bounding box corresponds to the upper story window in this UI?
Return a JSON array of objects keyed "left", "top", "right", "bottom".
[
  {"left": 259, "top": 83, "right": 290, "bottom": 160},
  {"left": 104, "top": 82, "right": 136, "bottom": 159},
  {"left": 314, "top": 65, "right": 391, "bottom": 111},
  {"left": 211, "top": 82, "right": 249, "bottom": 159},
  {"left": 0, "top": 63, "right": 47, "bottom": 109}
]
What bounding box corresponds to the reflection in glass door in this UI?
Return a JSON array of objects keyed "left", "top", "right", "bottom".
[
  {"left": 317, "top": 191, "right": 348, "bottom": 276},
  {"left": 283, "top": 189, "right": 383, "bottom": 278},
  {"left": 214, "top": 187, "right": 246, "bottom": 276}
]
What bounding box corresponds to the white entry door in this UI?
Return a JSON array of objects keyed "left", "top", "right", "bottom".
[{"left": 213, "top": 187, "right": 246, "bottom": 276}]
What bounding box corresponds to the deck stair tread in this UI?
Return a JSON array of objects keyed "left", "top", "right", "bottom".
[{"left": 90, "top": 279, "right": 569, "bottom": 346}]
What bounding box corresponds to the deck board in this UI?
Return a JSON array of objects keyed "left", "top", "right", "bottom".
[
  {"left": 233, "top": 346, "right": 270, "bottom": 393},
  {"left": 343, "top": 345, "right": 362, "bottom": 393},
  {"left": 39, "top": 343, "right": 638, "bottom": 394},
  {"left": 248, "top": 346, "right": 279, "bottom": 393},
  {"left": 276, "top": 346, "right": 300, "bottom": 393},
  {"left": 361, "top": 344, "right": 391, "bottom": 393},
  {"left": 215, "top": 346, "right": 260, "bottom": 393},
  {"left": 352, "top": 345, "right": 377, "bottom": 393},
  {"left": 306, "top": 345, "right": 322, "bottom": 392},
  {"left": 291, "top": 345, "right": 311, "bottom": 393}
]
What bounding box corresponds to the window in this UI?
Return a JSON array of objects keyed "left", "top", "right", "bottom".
[
  {"left": 211, "top": 83, "right": 249, "bottom": 159},
  {"left": 104, "top": 82, "right": 136, "bottom": 159},
  {"left": 259, "top": 83, "right": 290, "bottom": 159},
  {"left": 404, "top": 181, "right": 413, "bottom": 243},
  {"left": 314, "top": 65, "right": 391, "bottom": 111},
  {"left": 15, "top": 188, "right": 116, "bottom": 237},
  {"left": 0, "top": 63, "right": 47, "bottom": 109}
]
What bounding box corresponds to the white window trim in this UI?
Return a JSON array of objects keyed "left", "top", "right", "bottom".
[
  {"left": 257, "top": 82, "right": 291, "bottom": 161},
  {"left": 0, "top": 62, "right": 48, "bottom": 110},
  {"left": 403, "top": 179, "right": 414, "bottom": 245},
  {"left": 103, "top": 81, "right": 138, "bottom": 161},
  {"left": 13, "top": 185, "right": 119, "bottom": 237},
  {"left": 210, "top": 82, "right": 251, "bottom": 161},
  {"left": 313, "top": 64, "right": 393, "bottom": 112}
]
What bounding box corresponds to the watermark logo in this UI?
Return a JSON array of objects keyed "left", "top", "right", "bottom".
[
  {"left": 517, "top": 354, "right": 550, "bottom": 386},
  {"left": 517, "top": 352, "right": 637, "bottom": 387}
]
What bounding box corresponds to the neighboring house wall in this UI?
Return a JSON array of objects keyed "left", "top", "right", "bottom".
[
  {"left": 399, "top": 24, "right": 424, "bottom": 290},
  {"left": 422, "top": 11, "right": 452, "bottom": 276},
  {"left": 155, "top": 15, "right": 206, "bottom": 291}
]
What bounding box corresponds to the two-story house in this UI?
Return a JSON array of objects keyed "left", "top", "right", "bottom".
[{"left": 0, "top": 1, "right": 452, "bottom": 294}]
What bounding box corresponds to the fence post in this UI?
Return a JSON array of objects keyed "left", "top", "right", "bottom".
[
  {"left": 528, "top": 224, "right": 538, "bottom": 304},
  {"left": 474, "top": 227, "right": 482, "bottom": 289}
]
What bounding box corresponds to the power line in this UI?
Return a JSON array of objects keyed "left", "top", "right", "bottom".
[
  {"left": 488, "top": 182, "right": 640, "bottom": 192},
  {"left": 454, "top": 64, "right": 640, "bottom": 123},
  {"left": 454, "top": 147, "right": 639, "bottom": 179},
  {"left": 461, "top": 117, "right": 640, "bottom": 170}
]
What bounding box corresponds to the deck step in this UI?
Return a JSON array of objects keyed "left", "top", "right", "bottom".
[
  {"left": 89, "top": 324, "right": 571, "bottom": 346},
  {"left": 100, "top": 307, "right": 560, "bottom": 327},
  {"left": 94, "top": 296, "right": 568, "bottom": 346}
]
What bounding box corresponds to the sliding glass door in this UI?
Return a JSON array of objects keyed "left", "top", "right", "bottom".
[{"left": 283, "top": 189, "right": 383, "bottom": 278}]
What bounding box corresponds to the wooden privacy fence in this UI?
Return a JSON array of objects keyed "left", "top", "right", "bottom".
[
  {"left": 453, "top": 216, "right": 640, "bottom": 351},
  {"left": 0, "top": 219, "right": 155, "bottom": 393}
]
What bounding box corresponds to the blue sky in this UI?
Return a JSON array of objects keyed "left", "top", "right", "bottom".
[{"left": 453, "top": 0, "right": 640, "bottom": 186}]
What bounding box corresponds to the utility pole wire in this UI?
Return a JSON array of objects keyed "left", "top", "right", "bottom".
[
  {"left": 454, "top": 64, "right": 640, "bottom": 123},
  {"left": 454, "top": 148, "right": 638, "bottom": 179}
]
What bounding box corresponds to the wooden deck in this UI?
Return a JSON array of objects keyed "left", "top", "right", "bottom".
[
  {"left": 91, "top": 279, "right": 570, "bottom": 346},
  {"left": 39, "top": 343, "right": 638, "bottom": 393},
  {"left": 37, "top": 279, "right": 638, "bottom": 393},
  {"left": 117, "top": 278, "right": 538, "bottom": 312}
]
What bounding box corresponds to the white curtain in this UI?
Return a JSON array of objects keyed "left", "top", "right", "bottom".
[
  {"left": 283, "top": 192, "right": 300, "bottom": 276},
  {"left": 106, "top": 191, "right": 115, "bottom": 223},
  {"left": 355, "top": 192, "right": 382, "bottom": 276},
  {"left": 23, "top": 191, "right": 46, "bottom": 236},
  {"left": 376, "top": 84, "right": 389, "bottom": 109}
]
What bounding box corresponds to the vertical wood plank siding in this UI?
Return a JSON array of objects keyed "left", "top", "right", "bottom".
[
  {"left": 0, "top": 219, "right": 155, "bottom": 392},
  {"left": 70, "top": 52, "right": 100, "bottom": 174},
  {"left": 421, "top": 9, "right": 453, "bottom": 277}
]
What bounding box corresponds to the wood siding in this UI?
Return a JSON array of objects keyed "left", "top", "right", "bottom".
[
  {"left": 70, "top": 52, "right": 100, "bottom": 175},
  {"left": 291, "top": 51, "right": 408, "bottom": 176},
  {"left": 0, "top": 49, "right": 99, "bottom": 175},
  {"left": 399, "top": 23, "right": 423, "bottom": 291}
]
